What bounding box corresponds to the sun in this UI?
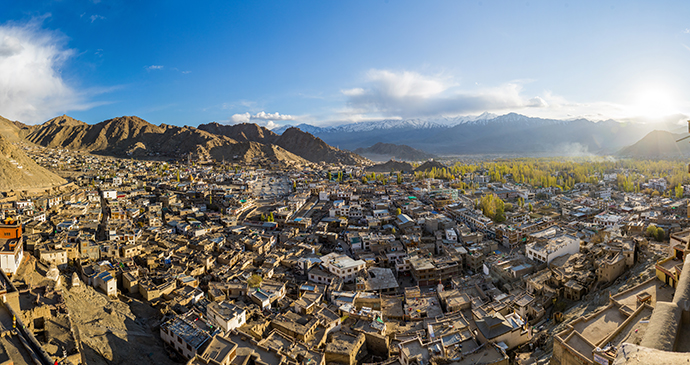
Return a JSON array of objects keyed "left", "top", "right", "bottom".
[{"left": 631, "top": 86, "right": 679, "bottom": 118}]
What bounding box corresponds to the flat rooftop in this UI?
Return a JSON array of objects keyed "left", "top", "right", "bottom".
[
  {"left": 612, "top": 278, "right": 676, "bottom": 311},
  {"left": 572, "top": 305, "right": 628, "bottom": 346}
]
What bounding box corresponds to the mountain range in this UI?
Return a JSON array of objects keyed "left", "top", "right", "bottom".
[
  {"left": 273, "top": 113, "right": 688, "bottom": 156},
  {"left": 197, "top": 122, "right": 365, "bottom": 164},
  {"left": 1, "top": 111, "right": 688, "bottom": 178},
  {"left": 19, "top": 115, "right": 365, "bottom": 165}
]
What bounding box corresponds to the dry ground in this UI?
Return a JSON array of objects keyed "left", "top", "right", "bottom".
[{"left": 12, "top": 255, "right": 180, "bottom": 364}]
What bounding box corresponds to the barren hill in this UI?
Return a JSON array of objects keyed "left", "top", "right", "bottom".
[
  {"left": 27, "top": 116, "right": 308, "bottom": 164},
  {"left": 618, "top": 130, "right": 690, "bottom": 158},
  {"left": 354, "top": 142, "right": 436, "bottom": 161},
  {"left": 0, "top": 115, "right": 36, "bottom": 143},
  {"left": 199, "top": 123, "right": 367, "bottom": 164},
  {"left": 276, "top": 127, "right": 367, "bottom": 165},
  {"left": 413, "top": 160, "right": 447, "bottom": 172},
  {"left": 198, "top": 122, "right": 279, "bottom": 144},
  {"left": 0, "top": 135, "right": 66, "bottom": 191},
  {"left": 365, "top": 160, "right": 415, "bottom": 173}
]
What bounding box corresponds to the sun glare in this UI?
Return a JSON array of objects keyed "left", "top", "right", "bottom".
[{"left": 631, "top": 86, "right": 678, "bottom": 118}]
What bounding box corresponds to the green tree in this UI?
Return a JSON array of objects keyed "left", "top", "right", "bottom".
[
  {"left": 397, "top": 173, "right": 403, "bottom": 184},
  {"left": 247, "top": 274, "right": 262, "bottom": 288},
  {"left": 675, "top": 185, "right": 684, "bottom": 199},
  {"left": 362, "top": 176, "right": 368, "bottom": 184},
  {"left": 396, "top": 208, "right": 402, "bottom": 216},
  {"left": 528, "top": 203, "right": 533, "bottom": 212},
  {"left": 327, "top": 171, "right": 332, "bottom": 181},
  {"left": 268, "top": 212, "right": 275, "bottom": 222},
  {"left": 655, "top": 227, "right": 665, "bottom": 241},
  {"left": 260, "top": 213, "right": 266, "bottom": 221}
]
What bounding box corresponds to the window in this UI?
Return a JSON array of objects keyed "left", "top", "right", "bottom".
[{"left": 187, "top": 344, "right": 192, "bottom": 351}]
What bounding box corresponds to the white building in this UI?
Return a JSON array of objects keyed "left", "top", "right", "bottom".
[
  {"left": 94, "top": 270, "right": 117, "bottom": 296},
  {"left": 320, "top": 252, "right": 366, "bottom": 283},
  {"left": 594, "top": 213, "right": 623, "bottom": 228},
  {"left": 161, "top": 315, "right": 212, "bottom": 360},
  {"left": 0, "top": 219, "right": 23, "bottom": 276},
  {"left": 597, "top": 188, "right": 613, "bottom": 200},
  {"left": 207, "top": 301, "right": 246, "bottom": 332},
  {"left": 526, "top": 234, "right": 580, "bottom": 264},
  {"left": 445, "top": 228, "right": 458, "bottom": 242},
  {"left": 647, "top": 178, "right": 667, "bottom": 191},
  {"left": 102, "top": 190, "right": 117, "bottom": 200},
  {"left": 0, "top": 240, "right": 23, "bottom": 276},
  {"left": 319, "top": 191, "right": 330, "bottom": 201}
]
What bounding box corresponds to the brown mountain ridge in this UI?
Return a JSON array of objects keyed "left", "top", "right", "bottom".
[
  {"left": 24, "top": 116, "right": 365, "bottom": 165},
  {"left": 198, "top": 122, "right": 367, "bottom": 164}
]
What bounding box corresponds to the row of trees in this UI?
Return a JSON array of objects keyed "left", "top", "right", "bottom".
[
  {"left": 413, "top": 158, "right": 689, "bottom": 196},
  {"left": 362, "top": 172, "right": 389, "bottom": 185}
]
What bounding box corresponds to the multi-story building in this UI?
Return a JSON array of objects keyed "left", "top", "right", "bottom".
[
  {"left": 319, "top": 253, "right": 366, "bottom": 283},
  {"left": 207, "top": 301, "right": 247, "bottom": 332},
  {"left": 594, "top": 213, "right": 623, "bottom": 228},
  {"left": 161, "top": 312, "right": 215, "bottom": 360},
  {"left": 0, "top": 218, "right": 24, "bottom": 275},
  {"left": 409, "top": 254, "right": 461, "bottom": 286},
  {"left": 526, "top": 234, "right": 580, "bottom": 264}
]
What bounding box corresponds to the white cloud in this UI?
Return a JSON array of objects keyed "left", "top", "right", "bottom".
[
  {"left": 265, "top": 121, "right": 279, "bottom": 129},
  {"left": 89, "top": 15, "right": 105, "bottom": 23},
  {"left": 146, "top": 65, "right": 163, "bottom": 71},
  {"left": 252, "top": 111, "right": 294, "bottom": 120},
  {"left": 231, "top": 112, "right": 251, "bottom": 123},
  {"left": 230, "top": 111, "right": 295, "bottom": 123},
  {"left": 342, "top": 69, "right": 547, "bottom": 119},
  {"left": 227, "top": 111, "right": 295, "bottom": 129},
  {"left": 527, "top": 96, "right": 548, "bottom": 108},
  {"left": 337, "top": 69, "right": 666, "bottom": 121},
  {"left": 0, "top": 19, "right": 94, "bottom": 123}
]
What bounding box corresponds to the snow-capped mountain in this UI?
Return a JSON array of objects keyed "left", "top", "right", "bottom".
[
  {"left": 271, "top": 112, "right": 501, "bottom": 134},
  {"left": 269, "top": 112, "right": 685, "bottom": 156},
  {"left": 271, "top": 123, "right": 327, "bottom": 135}
]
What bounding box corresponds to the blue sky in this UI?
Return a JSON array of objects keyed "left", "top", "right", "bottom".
[{"left": 1, "top": 1, "right": 690, "bottom": 127}]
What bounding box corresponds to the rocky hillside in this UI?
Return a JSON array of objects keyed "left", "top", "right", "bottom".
[
  {"left": 365, "top": 160, "right": 415, "bottom": 173},
  {"left": 275, "top": 127, "right": 366, "bottom": 165},
  {"left": 354, "top": 142, "right": 436, "bottom": 161},
  {"left": 26, "top": 116, "right": 308, "bottom": 164},
  {"left": 0, "top": 135, "right": 66, "bottom": 191},
  {"left": 198, "top": 122, "right": 278, "bottom": 143},
  {"left": 414, "top": 160, "right": 447, "bottom": 172},
  {"left": 618, "top": 130, "right": 690, "bottom": 158},
  {"left": 199, "top": 122, "right": 367, "bottom": 165},
  {"left": 0, "top": 115, "right": 36, "bottom": 142}
]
